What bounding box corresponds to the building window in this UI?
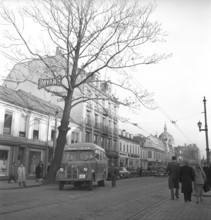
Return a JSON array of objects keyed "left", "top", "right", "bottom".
[
  {"left": 86, "top": 110, "right": 91, "bottom": 125},
  {"left": 71, "top": 131, "right": 79, "bottom": 144},
  {"left": 85, "top": 132, "right": 91, "bottom": 142},
  {"left": 94, "top": 134, "right": 98, "bottom": 144},
  {"left": 3, "top": 110, "right": 13, "bottom": 135},
  {"left": 33, "top": 118, "right": 40, "bottom": 140},
  {"left": 19, "top": 115, "right": 27, "bottom": 137},
  {"left": 95, "top": 114, "right": 98, "bottom": 128},
  {"left": 148, "top": 151, "right": 152, "bottom": 158}
]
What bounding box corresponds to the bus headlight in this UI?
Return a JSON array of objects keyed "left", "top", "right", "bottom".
[{"left": 83, "top": 167, "right": 88, "bottom": 172}]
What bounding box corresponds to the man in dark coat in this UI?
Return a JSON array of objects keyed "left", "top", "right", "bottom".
[
  {"left": 110, "top": 163, "right": 118, "bottom": 188},
  {"left": 166, "top": 156, "right": 180, "bottom": 200},
  {"left": 35, "top": 162, "right": 42, "bottom": 181},
  {"left": 179, "top": 161, "right": 195, "bottom": 202}
]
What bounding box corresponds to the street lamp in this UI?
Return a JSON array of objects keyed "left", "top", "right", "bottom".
[{"left": 197, "top": 97, "right": 210, "bottom": 164}]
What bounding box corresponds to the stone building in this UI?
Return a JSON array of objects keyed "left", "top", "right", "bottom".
[
  {"left": 0, "top": 86, "right": 80, "bottom": 179},
  {"left": 3, "top": 50, "right": 119, "bottom": 166}
]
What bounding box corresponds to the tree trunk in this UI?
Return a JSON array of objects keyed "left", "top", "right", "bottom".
[{"left": 46, "top": 95, "right": 72, "bottom": 184}]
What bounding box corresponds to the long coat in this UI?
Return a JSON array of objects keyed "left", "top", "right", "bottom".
[
  {"left": 179, "top": 165, "right": 195, "bottom": 193},
  {"left": 17, "top": 166, "right": 26, "bottom": 182},
  {"left": 166, "top": 161, "right": 180, "bottom": 189},
  {"left": 35, "top": 165, "right": 42, "bottom": 179}
]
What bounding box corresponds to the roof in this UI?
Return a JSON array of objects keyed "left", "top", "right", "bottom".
[{"left": 0, "top": 86, "right": 76, "bottom": 124}]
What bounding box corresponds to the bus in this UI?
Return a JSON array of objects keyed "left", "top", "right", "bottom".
[{"left": 56, "top": 143, "right": 108, "bottom": 191}]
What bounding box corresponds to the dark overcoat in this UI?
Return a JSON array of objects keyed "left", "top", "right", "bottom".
[
  {"left": 166, "top": 161, "right": 180, "bottom": 189},
  {"left": 35, "top": 165, "right": 42, "bottom": 179},
  {"left": 179, "top": 165, "right": 195, "bottom": 193}
]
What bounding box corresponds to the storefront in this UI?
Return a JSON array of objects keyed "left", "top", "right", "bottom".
[
  {"left": 0, "top": 145, "right": 11, "bottom": 177},
  {"left": 0, "top": 135, "right": 48, "bottom": 180}
]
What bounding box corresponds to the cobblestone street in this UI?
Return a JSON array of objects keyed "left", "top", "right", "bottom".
[{"left": 1, "top": 177, "right": 211, "bottom": 220}]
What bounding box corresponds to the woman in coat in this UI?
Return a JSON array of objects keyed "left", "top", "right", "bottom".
[
  {"left": 179, "top": 161, "right": 195, "bottom": 202},
  {"left": 17, "top": 162, "right": 26, "bottom": 187},
  {"left": 193, "top": 164, "right": 206, "bottom": 203}
]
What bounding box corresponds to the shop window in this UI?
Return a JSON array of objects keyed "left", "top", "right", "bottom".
[
  {"left": 0, "top": 150, "right": 8, "bottom": 176},
  {"left": 3, "top": 111, "right": 13, "bottom": 135},
  {"left": 19, "top": 115, "right": 27, "bottom": 137},
  {"left": 28, "top": 150, "right": 42, "bottom": 176},
  {"left": 51, "top": 126, "right": 55, "bottom": 141},
  {"left": 33, "top": 118, "right": 40, "bottom": 139}
]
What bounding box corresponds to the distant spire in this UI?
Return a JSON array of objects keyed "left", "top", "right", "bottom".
[{"left": 164, "top": 123, "right": 167, "bottom": 132}]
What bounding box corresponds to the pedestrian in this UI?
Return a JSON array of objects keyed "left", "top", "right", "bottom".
[
  {"left": 110, "top": 163, "right": 118, "bottom": 188},
  {"left": 139, "top": 167, "right": 143, "bottom": 177},
  {"left": 166, "top": 156, "right": 180, "bottom": 200},
  {"left": 193, "top": 163, "right": 206, "bottom": 204},
  {"left": 35, "top": 161, "right": 43, "bottom": 183},
  {"left": 17, "top": 162, "right": 26, "bottom": 187},
  {"left": 8, "top": 162, "right": 17, "bottom": 183},
  {"left": 179, "top": 161, "right": 195, "bottom": 202}
]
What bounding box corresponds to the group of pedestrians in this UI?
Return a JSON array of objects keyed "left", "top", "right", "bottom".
[
  {"left": 167, "top": 156, "right": 208, "bottom": 204},
  {"left": 8, "top": 161, "right": 45, "bottom": 187},
  {"left": 8, "top": 162, "right": 27, "bottom": 187}
]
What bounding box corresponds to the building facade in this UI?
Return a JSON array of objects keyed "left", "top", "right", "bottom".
[
  {"left": 3, "top": 50, "right": 119, "bottom": 166},
  {"left": 0, "top": 86, "right": 80, "bottom": 179},
  {"left": 119, "top": 130, "right": 140, "bottom": 169}
]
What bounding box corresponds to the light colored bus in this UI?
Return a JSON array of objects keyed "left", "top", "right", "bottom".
[{"left": 56, "top": 143, "right": 108, "bottom": 191}]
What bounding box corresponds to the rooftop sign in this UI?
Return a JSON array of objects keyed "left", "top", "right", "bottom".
[{"left": 38, "top": 76, "right": 62, "bottom": 89}]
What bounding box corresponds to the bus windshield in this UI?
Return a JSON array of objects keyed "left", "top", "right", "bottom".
[{"left": 62, "top": 150, "right": 94, "bottom": 162}]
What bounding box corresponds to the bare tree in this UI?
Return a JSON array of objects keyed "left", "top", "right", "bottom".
[{"left": 0, "top": 0, "right": 170, "bottom": 183}]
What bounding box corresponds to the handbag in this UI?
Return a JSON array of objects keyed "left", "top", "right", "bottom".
[{"left": 203, "top": 181, "right": 210, "bottom": 193}]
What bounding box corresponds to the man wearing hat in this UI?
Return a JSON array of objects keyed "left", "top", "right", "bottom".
[
  {"left": 179, "top": 161, "right": 195, "bottom": 202},
  {"left": 166, "top": 156, "right": 180, "bottom": 200}
]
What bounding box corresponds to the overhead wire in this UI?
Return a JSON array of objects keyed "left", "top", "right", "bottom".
[
  {"left": 125, "top": 71, "right": 195, "bottom": 144},
  {"left": 0, "top": 45, "right": 198, "bottom": 145}
]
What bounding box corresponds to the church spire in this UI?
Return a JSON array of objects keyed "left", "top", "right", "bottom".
[{"left": 164, "top": 123, "right": 167, "bottom": 132}]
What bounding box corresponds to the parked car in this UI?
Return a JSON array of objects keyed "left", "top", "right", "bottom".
[
  {"left": 119, "top": 167, "right": 131, "bottom": 178},
  {"left": 154, "top": 167, "right": 167, "bottom": 177}
]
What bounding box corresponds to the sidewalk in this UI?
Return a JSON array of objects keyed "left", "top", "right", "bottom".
[{"left": 0, "top": 178, "right": 43, "bottom": 190}]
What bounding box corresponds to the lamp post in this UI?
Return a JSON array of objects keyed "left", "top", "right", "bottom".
[{"left": 197, "top": 97, "right": 210, "bottom": 164}]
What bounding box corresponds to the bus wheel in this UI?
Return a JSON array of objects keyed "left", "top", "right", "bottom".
[
  {"left": 59, "top": 181, "right": 64, "bottom": 190},
  {"left": 88, "top": 179, "right": 93, "bottom": 191}
]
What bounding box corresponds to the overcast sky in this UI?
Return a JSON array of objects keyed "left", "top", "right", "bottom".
[
  {"left": 0, "top": 0, "right": 211, "bottom": 158},
  {"left": 120, "top": 0, "right": 211, "bottom": 158}
]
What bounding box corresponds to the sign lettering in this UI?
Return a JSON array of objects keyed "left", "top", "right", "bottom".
[{"left": 38, "top": 76, "right": 62, "bottom": 89}]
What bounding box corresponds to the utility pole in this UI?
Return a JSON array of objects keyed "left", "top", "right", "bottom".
[{"left": 197, "top": 97, "right": 210, "bottom": 164}]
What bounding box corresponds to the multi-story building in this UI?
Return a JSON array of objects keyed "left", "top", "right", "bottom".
[
  {"left": 133, "top": 134, "right": 148, "bottom": 169},
  {"left": 119, "top": 130, "right": 140, "bottom": 169},
  {"left": 3, "top": 49, "right": 119, "bottom": 166},
  {"left": 144, "top": 135, "right": 166, "bottom": 168},
  {"left": 0, "top": 86, "right": 80, "bottom": 179}
]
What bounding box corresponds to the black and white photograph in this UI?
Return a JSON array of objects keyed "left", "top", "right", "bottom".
[{"left": 0, "top": 0, "right": 211, "bottom": 219}]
